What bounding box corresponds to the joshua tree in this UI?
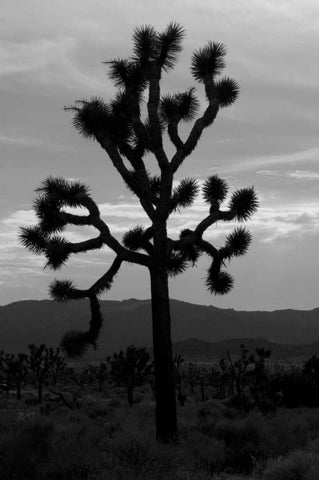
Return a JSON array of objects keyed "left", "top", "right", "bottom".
[
  {"left": 0, "top": 351, "right": 28, "bottom": 398},
  {"left": 8, "top": 354, "right": 28, "bottom": 400},
  {"left": 107, "top": 345, "right": 152, "bottom": 407},
  {"left": 20, "top": 23, "right": 258, "bottom": 441},
  {"left": 95, "top": 361, "right": 109, "bottom": 392},
  {"left": 49, "top": 347, "right": 67, "bottom": 385},
  {"left": 28, "top": 344, "right": 59, "bottom": 402}
]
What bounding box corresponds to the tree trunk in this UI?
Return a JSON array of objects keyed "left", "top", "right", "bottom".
[{"left": 150, "top": 264, "right": 177, "bottom": 442}]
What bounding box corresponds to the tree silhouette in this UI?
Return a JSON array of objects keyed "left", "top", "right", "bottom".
[
  {"left": 27, "top": 344, "right": 61, "bottom": 402},
  {"left": 20, "top": 23, "right": 258, "bottom": 441},
  {"left": 107, "top": 345, "right": 152, "bottom": 407},
  {"left": 0, "top": 351, "right": 28, "bottom": 399}
]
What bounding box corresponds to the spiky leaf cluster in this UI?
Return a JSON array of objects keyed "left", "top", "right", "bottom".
[
  {"left": 167, "top": 252, "right": 188, "bottom": 277},
  {"left": 49, "top": 279, "right": 80, "bottom": 302},
  {"left": 132, "top": 25, "right": 159, "bottom": 67},
  {"left": 131, "top": 22, "right": 185, "bottom": 71},
  {"left": 216, "top": 77, "right": 240, "bottom": 107},
  {"left": 229, "top": 187, "right": 258, "bottom": 221},
  {"left": 160, "top": 88, "right": 199, "bottom": 123},
  {"left": 223, "top": 227, "right": 252, "bottom": 258},
  {"left": 176, "top": 229, "right": 201, "bottom": 265},
  {"left": 122, "top": 226, "right": 146, "bottom": 251},
  {"left": 33, "top": 196, "right": 66, "bottom": 233},
  {"left": 206, "top": 266, "right": 234, "bottom": 295},
  {"left": 71, "top": 97, "right": 110, "bottom": 139},
  {"left": 70, "top": 95, "right": 135, "bottom": 146},
  {"left": 60, "top": 330, "right": 89, "bottom": 358},
  {"left": 36, "top": 176, "right": 90, "bottom": 202},
  {"left": 170, "top": 178, "right": 199, "bottom": 212},
  {"left": 202, "top": 175, "right": 228, "bottom": 204},
  {"left": 191, "top": 41, "right": 226, "bottom": 82},
  {"left": 44, "top": 236, "right": 71, "bottom": 270},
  {"left": 19, "top": 226, "right": 49, "bottom": 254}
]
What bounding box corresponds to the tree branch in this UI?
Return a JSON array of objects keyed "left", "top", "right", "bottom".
[
  {"left": 171, "top": 79, "right": 219, "bottom": 172},
  {"left": 167, "top": 120, "right": 184, "bottom": 150},
  {"left": 96, "top": 134, "right": 155, "bottom": 220},
  {"left": 147, "top": 68, "right": 170, "bottom": 169}
]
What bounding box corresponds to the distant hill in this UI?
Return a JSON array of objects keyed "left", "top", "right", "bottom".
[{"left": 0, "top": 298, "right": 318, "bottom": 359}]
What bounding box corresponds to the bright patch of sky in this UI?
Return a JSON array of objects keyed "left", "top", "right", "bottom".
[{"left": 0, "top": 0, "right": 318, "bottom": 309}]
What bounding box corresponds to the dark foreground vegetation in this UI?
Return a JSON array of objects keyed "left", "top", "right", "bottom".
[{"left": 1, "top": 343, "right": 319, "bottom": 479}]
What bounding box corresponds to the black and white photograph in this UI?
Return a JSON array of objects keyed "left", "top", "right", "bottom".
[{"left": 0, "top": 1, "right": 318, "bottom": 478}]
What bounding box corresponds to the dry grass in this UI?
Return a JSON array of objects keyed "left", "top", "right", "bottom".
[{"left": 1, "top": 386, "right": 319, "bottom": 479}]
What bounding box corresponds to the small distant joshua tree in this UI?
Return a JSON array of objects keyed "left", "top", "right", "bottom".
[
  {"left": 20, "top": 23, "right": 258, "bottom": 441},
  {"left": 107, "top": 345, "right": 152, "bottom": 407},
  {"left": 0, "top": 351, "right": 28, "bottom": 399},
  {"left": 28, "top": 344, "right": 65, "bottom": 402}
]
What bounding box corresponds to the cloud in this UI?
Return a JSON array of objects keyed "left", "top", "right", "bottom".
[
  {"left": 257, "top": 169, "right": 319, "bottom": 180},
  {"left": 0, "top": 37, "right": 106, "bottom": 91},
  {"left": 214, "top": 146, "right": 319, "bottom": 174},
  {"left": 287, "top": 170, "right": 319, "bottom": 180},
  {"left": 0, "top": 133, "right": 44, "bottom": 147}
]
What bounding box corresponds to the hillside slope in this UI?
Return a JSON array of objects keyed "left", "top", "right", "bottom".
[{"left": 0, "top": 298, "right": 318, "bottom": 357}]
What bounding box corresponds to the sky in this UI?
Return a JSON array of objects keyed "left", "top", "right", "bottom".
[{"left": 0, "top": 0, "right": 318, "bottom": 310}]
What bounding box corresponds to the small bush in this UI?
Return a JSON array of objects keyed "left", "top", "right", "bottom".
[
  {"left": 215, "top": 413, "right": 271, "bottom": 473},
  {"left": 262, "top": 449, "right": 319, "bottom": 480}
]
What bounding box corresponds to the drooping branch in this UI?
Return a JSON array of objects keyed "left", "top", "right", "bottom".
[
  {"left": 60, "top": 294, "right": 103, "bottom": 357},
  {"left": 52, "top": 257, "right": 123, "bottom": 358},
  {"left": 50, "top": 255, "right": 123, "bottom": 302}
]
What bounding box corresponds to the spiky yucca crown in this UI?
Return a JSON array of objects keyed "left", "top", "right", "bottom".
[{"left": 65, "top": 22, "right": 239, "bottom": 156}]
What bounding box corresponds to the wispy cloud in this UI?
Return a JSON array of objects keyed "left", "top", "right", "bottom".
[
  {"left": 0, "top": 37, "right": 106, "bottom": 91},
  {"left": 257, "top": 169, "right": 319, "bottom": 180},
  {"left": 0, "top": 133, "right": 44, "bottom": 147},
  {"left": 212, "top": 146, "right": 319, "bottom": 174}
]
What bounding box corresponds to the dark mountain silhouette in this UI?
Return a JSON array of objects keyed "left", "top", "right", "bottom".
[{"left": 0, "top": 298, "right": 318, "bottom": 358}]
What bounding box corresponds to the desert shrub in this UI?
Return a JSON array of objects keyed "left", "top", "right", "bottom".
[
  {"left": 262, "top": 449, "right": 319, "bottom": 480},
  {"left": 137, "top": 399, "right": 156, "bottom": 420},
  {"left": 225, "top": 392, "right": 254, "bottom": 412},
  {"left": 183, "top": 430, "right": 226, "bottom": 474},
  {"left": 109, "top": 435, "right": 189, "bottom": 480},
  {"left": 108, "top": 396, "right": 123, "bottom": 407},
  {"left": 266, "top": 409, "right": 319, "bottom": 455},
  {"left": 0, "top": 417, "right": 55, "bottom": 479},
  {"left": 113, "top": 437, "right": 157, "bottom": 477},
  {"left": 214, "top": 413, "right": 272, "bottom": 473},
  {"left": 46, "top": 418, "right": 106, "bottom": 480},
  {"left": 80, "top": 394, "right": 110, "bottom": 419}
]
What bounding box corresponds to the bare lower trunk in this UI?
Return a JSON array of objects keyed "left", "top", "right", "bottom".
[{"left": 150, "top": 264, "right": 177, "bottom": 442}]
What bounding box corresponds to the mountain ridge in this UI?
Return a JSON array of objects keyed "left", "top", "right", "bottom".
[{"left": 1, "top": 298, "right": 318, "bottom": 358}]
